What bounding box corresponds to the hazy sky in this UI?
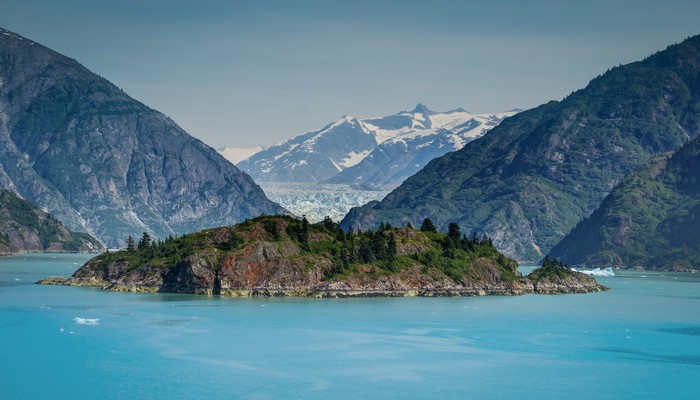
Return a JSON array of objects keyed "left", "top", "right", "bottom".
[{"left": 3, "top": 0, "right": 700, "bottom": 148}]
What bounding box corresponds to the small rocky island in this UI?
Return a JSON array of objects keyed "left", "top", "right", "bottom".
[{"left": 39, "top": 215, "right": 607, "bottom": 297}]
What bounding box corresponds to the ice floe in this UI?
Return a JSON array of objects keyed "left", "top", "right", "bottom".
[
  {"left": 572, "top": 267, "right": 615, "bottom": 277},
  {"left": 73, "top": 317, "right": 100, "bottom": 325}
]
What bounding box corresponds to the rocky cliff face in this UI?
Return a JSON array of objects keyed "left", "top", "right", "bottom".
[
  {"left": 0, "top": 189, "right": 103, "bottom": 254},
  {"left": 0, "top": 28, "right": 284, "bottom": 247},
  {"left": 41, "top": 216, "right": 606, "bottom": 296},
  {"left": 341, "top": 35, "right": 700, "bottom": 261}
]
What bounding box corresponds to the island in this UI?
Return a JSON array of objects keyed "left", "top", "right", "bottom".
[{"left": 38, "top": 215, "right": 607, "bottom": 297}]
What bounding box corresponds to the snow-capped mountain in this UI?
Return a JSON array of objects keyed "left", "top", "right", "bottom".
[
  {"left": 234, "top": 104, "right": 517, "bottom": 189},
  {"left": 329, "top": 105, "right": 517, "bottom": 189},
  {"left": 236, "top": 116, "right": 377, "bottom": 183}
]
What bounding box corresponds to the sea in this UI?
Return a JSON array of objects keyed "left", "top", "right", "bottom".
[{"left": 1, "top": 254, "right": 699, "bottom": 399}]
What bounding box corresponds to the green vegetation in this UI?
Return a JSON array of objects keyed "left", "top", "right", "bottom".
[
  {"left": 550, "top": 134, "right": 700, "bottom": 270},
  {"left": 527, "top": 256, "right": 575, "bottom": 281},
  {"left": 97, "top": 227, "right": 245, "bottom": 271},
  {"left": 91, "top": 215, "right": 519, "bottom": 284}
]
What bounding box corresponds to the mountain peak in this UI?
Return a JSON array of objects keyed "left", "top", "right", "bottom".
[
  {"left": 327, "top": 115, "right": 361, "bottom": 130},
  {"left": 412, "top": 103, "right": 431, "bottom": 114}
]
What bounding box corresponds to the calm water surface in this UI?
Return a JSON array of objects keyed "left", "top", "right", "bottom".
[{"left": 1, "top": 254, "right": 699, "bottom": 399}]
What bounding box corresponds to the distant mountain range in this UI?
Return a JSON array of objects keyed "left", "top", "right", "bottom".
[
  {"left": 235, "top": 105, "right": 517, "bottom": 190},
  {"left": 0, "top": 27, "right": 284, "bottom": 247},
  {"left": 341, "top": 35, "right": 700, "bottom": 262},
  {"left": 0, "top": 189, "right": 103, "bottom": 254}
]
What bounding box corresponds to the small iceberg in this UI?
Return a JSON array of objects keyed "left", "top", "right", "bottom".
[
  {"left": 572, "top": 267, "right": 615, "bottom": 277},
  {"left": 73, "top": 317, "right": 100, "bottom": 325}
]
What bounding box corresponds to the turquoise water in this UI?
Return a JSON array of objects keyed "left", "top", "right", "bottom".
[{"left": 1, "top": 254, "right": 699, "bottom": 399}]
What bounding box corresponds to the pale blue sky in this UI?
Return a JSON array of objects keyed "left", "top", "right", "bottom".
[{"left": 3, "top": 0, "right": 700, "bottom": 148}]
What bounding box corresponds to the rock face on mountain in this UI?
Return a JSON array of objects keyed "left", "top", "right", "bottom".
[
  {"left": 0, "top": 28, "right": 284, "bottom": 247},
  {"left": 40, "top": 215, "right": 606, "bottom": 296},
  {"left": 341, "top": 35, "right": 700, "bottom": 261},
  {"left": 236, "top": 105, "right": 515, "bottom": 190},
  {"left": 0, "top": 189, "right": 103, "bottom": 254},
  {"left": 549, "top": 133, "right": 700, "bottom": 270}
]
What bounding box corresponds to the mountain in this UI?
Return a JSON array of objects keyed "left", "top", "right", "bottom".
[
  {"left": 39, "top": 215, "right": 606, "bottom": 296},
  {"left": 236, "top": 105, "right": 516, "bottom": 189},
  {"left": 237, "top": 115, "right": 378, "bottom": 183},
  {"left": 549, "top": 134, "right": 700, "bottom": 270},
  {"left": 328, "top": 106, "right": 517, "bottom": 189},
  {"left": 0, "top": 189, "right": 103, "bottom": 254},
  {"left": 0, "top": 27, "right": 284, "bottom": 247},
  {"left": 341, "top": 35, "right": 700, "bottom": 261}
]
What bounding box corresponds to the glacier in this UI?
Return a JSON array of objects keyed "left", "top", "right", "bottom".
[{"left": 258, "top": 182, "right": 389, "bottom": 223}]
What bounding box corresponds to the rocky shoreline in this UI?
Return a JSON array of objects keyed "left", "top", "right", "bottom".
[{"left": 37, "top": 273, "right": 607, "bottom": 298}]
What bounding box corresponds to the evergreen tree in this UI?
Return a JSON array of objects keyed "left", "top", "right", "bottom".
[
  {"left": 420, "top": 218, "right": 437, "bottom": 232},
  {"left": 300, "top": 216, "right": 310, "bottom": 251},
  {"left": 322, "top": 216, "right": 336, "bottom": 231},
  {"left": 359, "top": 236, "right": 374, "bottom": 263},
  {"left": 126, "top": 235, "right": 136, "bottom": 252},
  {"left": 346, "top": 230, "right": 356, "bottom": 262},
  {"left": 386, "top": 233, "right": 398, "bottom": 270},
  {"left": 448, "top": 222, "right": 461, "bottom": 242},
  {"left": 138, "top": 232, "right": 151, "bottom": 251}
]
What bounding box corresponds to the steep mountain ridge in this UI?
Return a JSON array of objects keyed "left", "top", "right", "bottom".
[
  {"left": 549, "top": 133, "right": 700, "bottom": 270},
  {"left": 341, "top": 35, "right": 700, "bottom": 261},
  {"left": 0, "top": 27, "right": 284, "bottom": 247}
]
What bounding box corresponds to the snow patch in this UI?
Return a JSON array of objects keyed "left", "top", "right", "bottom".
[{"left": 339, "top": 150, "right": 371, "bottom": 168}]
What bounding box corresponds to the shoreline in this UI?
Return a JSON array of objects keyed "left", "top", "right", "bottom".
[{"left": 37, "top": 276, "right": 608, "bottom": 297}]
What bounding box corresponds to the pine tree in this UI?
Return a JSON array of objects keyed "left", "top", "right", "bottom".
[
  {"left": 126, "top": 235, "right": 136, "bottom": 252},
  {"left": 448, "top": 222, "right": 461, "bottom": 241},
  {"left": 420, "top": 218, "right": 437, "bottom": 232},
  {"left": 386, "top": 233, "right": 397, "bottom": 270},
  {"left": 299, "top": 216, "right": 310, "bottom": 251},
  {"left": 138, "top": 232, "right": 151, "bottom": 251}
]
